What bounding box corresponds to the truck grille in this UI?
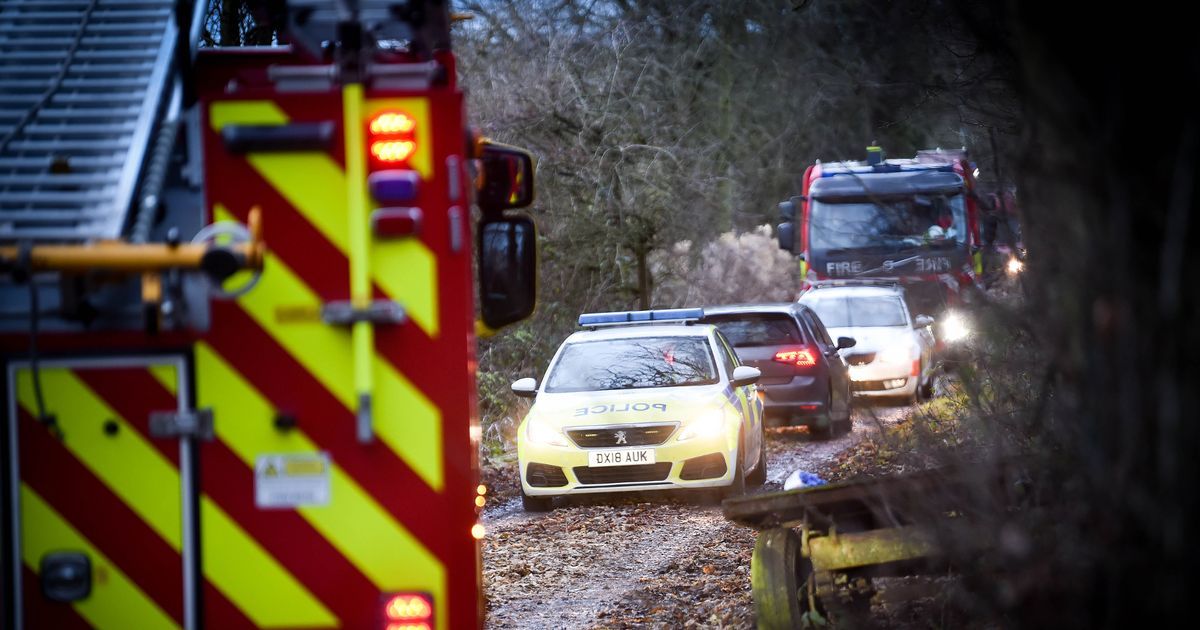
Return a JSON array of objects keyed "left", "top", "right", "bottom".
[
  {"left": 573, "top": 463, "right": 672, "bottom": 485},
  {"left": 566, "top": 423, "right": 676, "bottom": 448}
]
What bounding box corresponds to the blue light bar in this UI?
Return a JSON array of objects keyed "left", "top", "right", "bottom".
[
  {"left": 820, "top": 163, "right": 953, "bottom": 177},
  {"left": 578, "top": 308, "right": 705, "bottom": 327}
]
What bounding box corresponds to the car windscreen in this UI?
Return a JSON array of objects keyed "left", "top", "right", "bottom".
[
  {"left": 808, "top": 193, "right": 967, "bottom": 252},
  {"left": 802, "top": 296, "right": 907, "bottom": 328},
  {"left": 701, "top": 314, "right": 804, "bottom": 347},
  {"left": 543, "top": 336, "right": 719, "bottom": 393}
]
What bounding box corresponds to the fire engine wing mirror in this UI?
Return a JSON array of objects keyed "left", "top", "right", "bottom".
[
  {"left": 511, "top": 378, "right": 538, "bottom": 398},
  {"left": 478, "top": 215, "right": 537, "bottom": 330},
  {"left": 836, "top": 337, "right": 857, "bottom": 350},
  {"left": 731, "top": 366, "right": 761, "bottom": 387},
  {"left": 776, "top": 222, "right": 795, "bottom": 253},
  {"left": 478, "top": 142, "right": 535, "bottom": 211}
]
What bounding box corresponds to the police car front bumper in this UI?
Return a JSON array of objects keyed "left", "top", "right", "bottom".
[{"left": 519, "top": 433, "right": 738, "bottom": 496}]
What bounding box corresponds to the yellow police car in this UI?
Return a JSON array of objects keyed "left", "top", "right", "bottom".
[{"left": 512, "top": 309, "right": 766, "bottom": 511}]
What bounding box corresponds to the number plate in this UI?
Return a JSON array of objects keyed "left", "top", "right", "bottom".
[{"left": 587, "top": 449, "right": 656, "bottom": 467}]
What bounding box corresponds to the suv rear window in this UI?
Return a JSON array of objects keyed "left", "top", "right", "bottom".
[{"left": 701, "top": 314, "right": 804, "bottom": 347}]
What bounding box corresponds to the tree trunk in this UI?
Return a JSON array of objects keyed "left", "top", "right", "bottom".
[{"left": 636, "top": 246, "right": 652, "bottom": 310}]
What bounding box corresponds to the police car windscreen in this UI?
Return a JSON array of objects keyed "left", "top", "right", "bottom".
[
  {"left": 544, "top": 337, "right": 719, "bottom": 393},
  {"left": 804, "top": 297, "right": 907, "bottom": 328},
  {"left": 701, "top": 314, "right": 804, "bottom": 347}
]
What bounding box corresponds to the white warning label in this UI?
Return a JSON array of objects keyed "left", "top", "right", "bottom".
[{"left": 255, "top": 452, "right": 331, "bottom": 509}]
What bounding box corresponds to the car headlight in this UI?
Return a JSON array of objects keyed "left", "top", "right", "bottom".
[
  {"left": 525, "top": 417, "right": 568, "bottom": 447},
  {"left": 676, "top": 409, "right": 727, "bottom": 442},
  {"left": 878, "top": 343, "right": 916, "bottom": 365},
  {"left": 941, "top": 311, "right": 970, "bottom": 343}
]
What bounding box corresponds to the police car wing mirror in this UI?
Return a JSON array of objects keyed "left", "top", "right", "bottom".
[
  {"left": 836, "top": 336, "right": 857, "bottom": 350},
  {"left": 914, "top": 315, "right": 935, "bottom": 328},
  {"left": 478, "top": 215, "right": 537, "bottom": 330},
  {"left": 477, "top": 141, "right": 535, "bottom": 212},
  {"left": 731, "top": 366, "right": 761, "bottom": 387},
  {"left": 511, "top": 377, "right": 538, "bottom": 398}
]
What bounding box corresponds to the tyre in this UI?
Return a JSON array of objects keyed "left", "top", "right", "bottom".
[
  {"left": 810, "top": 386, "right": 836, "bottom": 440},
  {"left": 520, "top": 488, "right": 553, "bottom": 512},
  {"left": 833, "top": 413, "right": 853, "bottom": 436},
  {"left": 918, "top": 368, "right": 936, "bottom": 400},
  {"left": 747, "top": 426, "right": 767, "bottom": 487},
  {"left": 810, "top": 418, "right": 834, "bottom": 440},
  {"left": 752, "top": 528, "right": 824, "bottom": 629}
]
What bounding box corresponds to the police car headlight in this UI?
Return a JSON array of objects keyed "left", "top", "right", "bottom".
[
  {"left": 878, "top": 343, "right": 915, "bottom": 365},
  {"left": 941, "top": 311, "right": 970, "bottom": 343},
  {"left": 525, "top": 417, "right": 568, "bottom": 447},
  {"left": 676, "top": 409, "right": 727, "bottom": 442}
]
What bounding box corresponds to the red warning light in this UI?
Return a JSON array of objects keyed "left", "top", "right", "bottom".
[
  {"left": 384, "top": 592, "right": 433, "bottom": 627},
  {"left": 368, "top": 111, "right": 417, "bottom": 168},
  {"left": 370, "top": 140, "right": 416, "bottom": 163},
  {"left": 370, "top": 112, "right": 416, "bottom": 135}
]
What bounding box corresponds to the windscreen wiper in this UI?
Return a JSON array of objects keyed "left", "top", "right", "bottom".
[{"left": 855, "top": 254, "right": 921, "bottom": 276}]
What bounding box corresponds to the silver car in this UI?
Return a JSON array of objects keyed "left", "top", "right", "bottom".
[{"left": 798, "top": 282, "right": 936, "bottom": 402}]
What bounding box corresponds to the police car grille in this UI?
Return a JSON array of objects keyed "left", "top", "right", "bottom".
[
  {"left": 574, "top": 463, "right": 672, "bottom": 485},
  {"left": 526, "top": 462, "right": 568, "bottom": 488},
  {"left": 679, "top": 453, "right": 728, "bottom": 480},
  {"left": 567, "top": 425, "right": 675, "bottom": 448}
]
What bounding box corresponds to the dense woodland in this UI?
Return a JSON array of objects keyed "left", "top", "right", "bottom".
[
  {"left": 465, "top": 4, "right": 1200, "bottom": 624},
  {"left": 208, "top": 1, "right": 1199, "bottom": 625}
]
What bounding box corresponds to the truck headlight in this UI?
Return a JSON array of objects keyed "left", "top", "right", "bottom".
[
  {"left": 525, "top": 417, "right": 568, "bottom": 447},
  {"left": 677, "top": 409, "right": 727, "bottom": 442},
  {"left": 941, "top": 311, "right": 970, "bottom": 343}
]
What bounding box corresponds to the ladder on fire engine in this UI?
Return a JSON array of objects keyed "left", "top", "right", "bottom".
[{"left": 0, "top": 0, "right": 199, "bottom": 242}]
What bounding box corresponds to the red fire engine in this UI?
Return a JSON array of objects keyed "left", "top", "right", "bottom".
[
  {"left": 777, "top": 147, "right": 984, "bottom": 317},
  {"left": 1, "top": 1, "right": 535, "bottom": 628}
]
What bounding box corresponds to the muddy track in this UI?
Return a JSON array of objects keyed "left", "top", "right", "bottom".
[{"left": 482, "top": 404, "right": 910, "bottom": 628}]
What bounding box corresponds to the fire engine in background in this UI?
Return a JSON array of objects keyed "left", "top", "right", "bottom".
[
  {"left": 776, "top": 146, "right": 984, "bottom": 342},
  {"left": 1, "top": 1, "right": 535, "bottom": 629}
]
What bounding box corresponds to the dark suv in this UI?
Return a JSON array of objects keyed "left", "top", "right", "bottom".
[{"left": 701, "top": 304, "right": 854, "bottom": 438}]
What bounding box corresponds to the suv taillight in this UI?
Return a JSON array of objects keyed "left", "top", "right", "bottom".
[{"left": 774, "top": 347, "right": 816, "bottom": 367}]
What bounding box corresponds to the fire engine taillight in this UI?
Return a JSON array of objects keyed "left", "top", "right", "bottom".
[
  {"left": 368, "top": 110, "right": 417, "bottom": 167},
  {"left": 371, "top": 140, "right": 416, "bottom": 163},
  {"left": 774, "top": 347, "right": 816, "bottom": 367},
  {"left": 370, "top": 112, "right": 416, "bottom": 135},
  {"left": 383, "top": 592, "right": 433, "bottom": 630}
]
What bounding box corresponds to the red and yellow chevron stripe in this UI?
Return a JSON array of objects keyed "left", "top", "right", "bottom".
[{"left": 6, "top": 69, "right": 481, "bottom": 628}]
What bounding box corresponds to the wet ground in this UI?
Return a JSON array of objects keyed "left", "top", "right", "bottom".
[{"left": 481, "top": 404, "right": 911, "bottom": 628}]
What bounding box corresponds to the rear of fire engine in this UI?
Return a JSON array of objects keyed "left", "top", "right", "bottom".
[
  {"left": 776, "top": 147, "right": 984, "bottom": 319},
  {"left": 0, "top": 2, "right": 536, "bottom": 629}
]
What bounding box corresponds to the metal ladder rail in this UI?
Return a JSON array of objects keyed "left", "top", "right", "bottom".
[{"left": 0, "top": 0, "right": 179, "bottom": 241}]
